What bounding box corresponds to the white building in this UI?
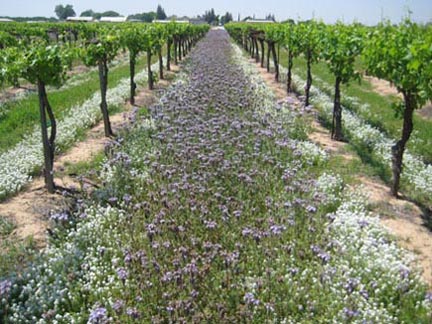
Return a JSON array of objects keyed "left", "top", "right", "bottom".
[
  {"left": 100, "top": 17, "right": 127, "bottom": 23},
  {"left": 66, "top": 16, "right": 94, "bottom": 22}
]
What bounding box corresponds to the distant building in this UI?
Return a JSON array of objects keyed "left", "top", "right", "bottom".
[
  {"left": 66, "top": 16, "right": 94, "bottom": 22},
  {"left": 100, "top": 16, "right": 127, "bottom": 23},
  {"left": 0, "top": 18, "right": 14, "bottom": 22},
  {"left": 153, "top": 19, "right": 189, "bottom": 24},
  {"left": 244, "top": 18, "right": 275, "bottom": 23}
]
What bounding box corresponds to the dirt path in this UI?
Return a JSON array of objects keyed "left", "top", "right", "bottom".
[
  {"left": 253, "top": 61, "right": 432, "bottom": 288},
  {"left": 0, "top": 67, "right": 179, "bottom": 248}
]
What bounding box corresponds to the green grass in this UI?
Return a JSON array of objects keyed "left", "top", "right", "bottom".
[
  {"left": 0, "top": 216, "right": 37, "bottom": 278},
  {"left": 276, "top": 48, "right": 432, "bottom": 163},
  {"left": 63, "top": 150, "right": 106, "bottom": 178},
  {"left": 0, "top": 49, "right": 165, "bottom": 154}
]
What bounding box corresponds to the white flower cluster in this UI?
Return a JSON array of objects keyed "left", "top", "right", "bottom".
[
  {"left": 278, "top": 65, "right": 432, "bottom": 197},
  {"left": 323, "top": 187, "right": 431, "bottom": 322},
  {"left": 0, "top": 60, "right": 162, "bottom": 200},
  {"left": 316, "top": 172, "right": 344, "bottom": 205},
  {"left": 6, "top": 205, "right": 128, "bottom": 323}
]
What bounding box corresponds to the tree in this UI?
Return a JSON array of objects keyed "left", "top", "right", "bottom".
[
  {"left": 2, "top": 42, "right": 73, "bottom": 193},
  {"left": 54, "top": 4, "right": 75, "bottom": 20},
  {"left": 283, "top": 22, "right": 301, "bottom": 93},
  {"left": 264, "top": 24, "right": 285, "bottom": 81},
  {"left": 266, "top": 13, "right": 276, "bottom": 22},
  {"left": 81, "top": 31, "right": 120, "bottom": 137},
  {"left": 363, "top": 21, "right": 432, "bottom": 196},
  {"left": 121, "top": 27, "right": 146, "bottom": 105},
  {"left": 298, "top": 21, "right": 323, "bottom": 107},
  {"left": 156, "top": 5, "right": 167, "bottom": 20},
  {"left": 220, "top": 12, "right": 233, "bottom": 25},
  {"left": 204, "top": 9, "right": 218, "bottom": 25},
  {"left": 101, "top": 11, "right": 120, "bottom": 17},
  {"left": 321, "top": 23, "right": 363, "bottom": 141},
  {"left": 80, "top": 9, "right": 95, "bottom": 17},
  {"left": 128, "top": 12, "right": 156, "bottom": 22}
]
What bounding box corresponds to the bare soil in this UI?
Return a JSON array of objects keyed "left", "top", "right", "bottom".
[
  {"left": 254, "top": 61, "right": 432, "bottom": 288},
  {"left": 0, "top": 66, "right": 179, "bottom": 249}
]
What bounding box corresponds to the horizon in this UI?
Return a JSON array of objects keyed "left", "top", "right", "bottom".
[{"left": 0, "top": 0, "right": 431, "bottom": 25}]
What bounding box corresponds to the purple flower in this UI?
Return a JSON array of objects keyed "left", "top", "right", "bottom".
[
  {"left": 89, "top": 307, "right": 108, "bottom": 323},
  {"left": 204, "top": 220, "right": 217, "bottom": 229},
  {"left": 0, "top": 279, "right": 12, "bottom": 298},
  {"left": 108, "top": 197, "right": 118, "bottom": 203},
  {"left": 112, "top": 299, "right": 125, "bottom": 314},
  {"left": 244, "top": 292, "right": 260, "bottom": 306},
  {"left": 270, "top": 224, "right": 286, "bottom": 236},
  {"left": 306, "top": 205, "right": 317, "bottom": 213},
  {"left": 50, "top": 211, "right": 69, "bottom": 222},
  {"left": 343, "top": 307, "right": 360, "bottom": 318},
  {"left": 117, "top": 267, "right": 128, "bottom": 281},
  {"left": 126, "top": 307, "right": 141, "bottom": 319}
]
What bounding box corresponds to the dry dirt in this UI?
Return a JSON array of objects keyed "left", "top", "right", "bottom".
[
  {"left": 254, "top": 60, "right": 432, "bottom": 288},
  {"left": 0, "top": 66, "right": 179, "bottom": 249}
]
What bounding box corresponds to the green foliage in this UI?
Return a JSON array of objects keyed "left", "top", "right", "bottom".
[
  {"left": 156, "top": 4, "right": 167, "bottom": 20},
  {"left": 128, "top": 12, "right": 156, "bottom": 22},
  {"left": 220, "top": 12, "right": 233, "bottom": 25},
  {"left": 282, "top": 23, "right": 301, "bottom": 56},
  {"left": 363, "top": 20, "right": 432, "bottom": 107},
  {"left": 204, "top": 8, "right": 219, "bottom": 25},
  {"left": 101, "top": 11, "right": 121, "bottom": 17},
  {"left": 120, "top": 27, "right": 146, "bottom": 56},
  {"left": 264, "top": 23, "right": 285, "bottom": 43},
  {"left": 297, "top": 21, "right": 323, "bottom": 63},
  {"left": 1, "top": 41, "right": 74, "bottom": 86},
  {"left": 54, "top": 4, "right": 76, "bottom": 20},
  {"left": 81, "top": 31, "right": 121, "bottom": 67},
  {"left": 321, "top": 23, "right": 363, "bottom": 84},
  {"left": 0, "top": 31, "right": 17, "bottom": 49}
]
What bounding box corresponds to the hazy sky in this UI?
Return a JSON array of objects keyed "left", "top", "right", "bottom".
[{"left": 1, "top": 0, "right": 431, "bottom": 25}]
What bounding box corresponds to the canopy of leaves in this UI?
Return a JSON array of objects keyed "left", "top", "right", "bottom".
[
  {"left": 1, "top": 41, "right": 73, "bottom": 86},
  {"left": 321, "top": 23, "right": 363, "bottom": 84},
  {"left": 80, "top": 9, "right": 95, "bottom": 17},
  {"left": 363, "top": 20, "right": 432, "bottom": 107},
  {"left": 121, "top": 27, "right": 146, "bottom": 55},
  {"left": 81, "top": 31, "right": 121, "bottom": 66},
  {"left": 54, "top": 4, "right": 76, "bottom": 20},
  {"left": 297, "top": 21, "right": 323, "bottom": 62},
  {"left": 128, "top": 12, "right": 156, "bottom": 22},
  {"left": 101, "top": 11, "right": 120, "bottom": 17},
  {"left": 282, "top": 23, "right": 301, "bottom": 56},
  {"left": 0, "top": 31, "right": 17, "bottom": 49}
]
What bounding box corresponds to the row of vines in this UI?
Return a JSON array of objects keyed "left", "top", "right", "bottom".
[
  {"left": 226, "top": 21, "right": 432, "bottom": 198},
  {"left": 0, "top": 22, "right": 209, "bottom": 196}
]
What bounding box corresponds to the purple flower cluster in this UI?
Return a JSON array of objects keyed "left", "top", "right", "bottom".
[
  {"left": 89, "top": 307, "right": 108, "bottom": 323},
  {"left": 0, "top": 279, "right": 12, "bottom": 299}
]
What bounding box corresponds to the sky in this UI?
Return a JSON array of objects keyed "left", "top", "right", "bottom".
[{"left": 0, "top": 0, "right": 431, "bottom": 25}]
